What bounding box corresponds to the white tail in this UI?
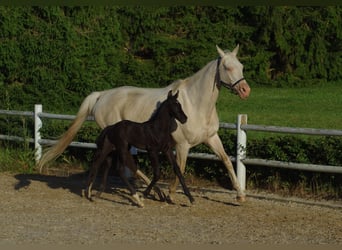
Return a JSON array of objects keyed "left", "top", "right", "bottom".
[{"left": 38, "top": 92, "right": 101, "bottom": 172}]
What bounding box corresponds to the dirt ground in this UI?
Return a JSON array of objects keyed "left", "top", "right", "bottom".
[{"left": 0, "top": 172, "right": 341, "bottom": 245}]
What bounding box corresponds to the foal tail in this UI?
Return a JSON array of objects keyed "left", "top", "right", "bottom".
[
  {"left": 94, "top": 126, "right": 110, "bottom": 149},
  {"left": 38, "top": 91, "right": 101, "bottom": 172}
]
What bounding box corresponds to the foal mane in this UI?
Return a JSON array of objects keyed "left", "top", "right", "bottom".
[
  {"left": 148, "top": 97, "right": 178, "bottom": 133},
  {"left": 148, "top": 101, "right": 162, "bottom": 121}
]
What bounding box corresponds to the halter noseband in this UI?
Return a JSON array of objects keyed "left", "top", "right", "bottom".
[{"left": 215, "top": 58, "right": 245, "bottom": 92}]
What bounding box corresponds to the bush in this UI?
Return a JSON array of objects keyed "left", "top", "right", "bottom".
[{"left": 246, "top": 135, "right": 341, "bottom": 198}]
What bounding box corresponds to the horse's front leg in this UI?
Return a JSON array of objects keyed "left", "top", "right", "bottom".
[
  {"left": 167, "top": 143, "right": 190, "bottom": 203},
  {"left": 135, "top": 169, "right": 165, "bottom": 201},
  {"left": 165, "top": 149, "right": 194, "bottom": 204},
  {"left": 205, "top": 133, "right": 246, "bottom": 202},
  {"left": 142, "top": 151, "right": 162, "bottom": 199}
]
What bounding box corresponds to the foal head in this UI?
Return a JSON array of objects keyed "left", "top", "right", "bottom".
[{"left": 165, "top": 90, "right": 187, "bottom": 125}]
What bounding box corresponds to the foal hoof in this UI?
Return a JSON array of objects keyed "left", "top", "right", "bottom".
[
  {"left": 82, "top": 189, "right": 95, "bottom": 202},
  {"left": 95, "top": 191, "right": 103, "bottom": 199},
  {"left": 153, "top": 187, "right": 166, "bottom": 201}
]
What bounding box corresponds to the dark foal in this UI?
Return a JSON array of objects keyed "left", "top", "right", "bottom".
[{"left": 84, "top": 90, "right": 194, "bottom": 207}]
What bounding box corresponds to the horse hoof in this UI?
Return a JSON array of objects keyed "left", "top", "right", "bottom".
[
  {"left": 153, "top": 187, "right": 166, "bottom": 201},
  {"left": 82, "top": 189, "right": 92, "bottom": 200},
  {"left": 236, "top": 195, "right": 246, "bottom": 203},
  {"left": 165, "top": 195, "right": 176, "bottom": 205},
  {"left": 132, "top": 193, "right": 144, "bottom": 208}
]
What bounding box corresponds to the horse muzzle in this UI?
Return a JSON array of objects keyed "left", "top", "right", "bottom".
[
  {"left": 235, "top": 80, "right": 250, "bottom": 99},
  {"left": 179, "top": 114, "right": 188, "bottom": 124}
]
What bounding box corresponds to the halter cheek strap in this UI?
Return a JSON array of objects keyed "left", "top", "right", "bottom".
[
  {"left": 215, "top": 58, "right": 245, "bottom": 92},
  {"left": 224, "top": 77, "right": 245, "bottom": 89}
]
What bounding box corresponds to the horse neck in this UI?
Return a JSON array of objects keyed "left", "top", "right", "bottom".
[
  {"left": 151, "top": 104, "right": 174, "bottom": 132},
  {"left": 184, "top": 60, "right": 219, "bottom": 112}
]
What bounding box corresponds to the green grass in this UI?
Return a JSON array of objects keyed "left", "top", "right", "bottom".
[
  {"left": 0, "top": 143, "right": 36, "bottom": 173},
  {"left": 216, "top": 82, "right": 342, "bottom": 130}
]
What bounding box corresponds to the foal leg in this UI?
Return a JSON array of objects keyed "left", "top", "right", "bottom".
[
  {"left": 136, "top": 169, "right": 165, "bottom": 201},
  {"left": 119, "top": 150, "right": 144, "bottom": 207},
  {"left": 165, "top": 149, "right": 194, "bottom": 204},
  {"left": 167, "top": 143, "right": 190, "bottom": 203},
  {"left": 205, "top": 133, "right": 246, "bottom": 202},
  {"left": 142, "top": 151, "right": 164, "bottom": 200},
  {"left": 95, "top": 155, "right": 112, "bottom": 198},
  {"left": 84, "top": 146, "right": 113, "bottom": 201},
  {"left": 84, "top": 150, "right": 102, "bottom": 200}
]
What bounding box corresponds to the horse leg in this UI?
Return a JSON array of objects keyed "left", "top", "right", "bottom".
[
  {"left": 205, "top": 133, "right": 246, "bottom": 202},
  {"left": 119, "top": 150, "right": 144, "bottom": 207},
  {"left": 95, "top": 155, "right": 112, "bottom": 198},
  {"left": 84, "top": 150, "right": 103, "bottom": 200},
  {"left": 165, "top": 149, "right": 194, "bottom": 204},
  {"left": 85, "top": 146, "right": 113, "bottom": 201},
  {"left": 135, "top": 170, "right": 165, "bottom": 201},
  {"left": 167, "top": 143, "right": 190, "bottom": 203},
  {"left": 142, "top": 151, "right": 163, "bottom": 200}
]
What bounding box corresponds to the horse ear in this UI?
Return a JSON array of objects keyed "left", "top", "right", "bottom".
[
  {"left": 232, "top": 44, "right": 239, "bottom": 56},
  {"left": 174, "top": 90, "right": 179, "bottom": 99},
  {"left": 216, "top": 45, "right": 225, "bottom": 58},
  {"left": 167, "top": 90, "right": 173, "bottom": 98}
]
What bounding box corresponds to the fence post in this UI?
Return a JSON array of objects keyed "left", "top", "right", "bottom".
[
  {"left": 236, "top": 114, "right": 247, "bottom": 191},
  {"left": 34, "top": 104, "right": 42, "bottom": 164}
]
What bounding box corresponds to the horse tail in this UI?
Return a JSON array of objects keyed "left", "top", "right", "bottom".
[{"left": 38, "top": 91, "right": 101, "bottom": 172}]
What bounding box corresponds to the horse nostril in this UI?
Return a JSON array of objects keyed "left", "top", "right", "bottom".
[{"left": 239, "top": 83, "right": 251, "bottom": 99}]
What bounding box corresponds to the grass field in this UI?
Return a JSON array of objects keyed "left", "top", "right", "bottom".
[{"left": 216, "top": 82, "right": 342, "bottom": 130}]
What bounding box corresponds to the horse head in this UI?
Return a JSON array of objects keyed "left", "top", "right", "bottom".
[
  {"left": 216, "top": 45, "right": 251, "bottom": 99},
  {"left": 167, "top": 90, "right": 187, "bottom": 124}
]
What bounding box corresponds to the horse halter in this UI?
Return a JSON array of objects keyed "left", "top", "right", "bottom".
[{"left": 215, "top": 58, "right": 245, "bottom": 92}]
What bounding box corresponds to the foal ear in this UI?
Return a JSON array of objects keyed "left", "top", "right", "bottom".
[
  {"left": 232, "top": 44, "right": 240, "bottom": 56},
  {"left": 173, "top": 90, "right": 179, "bottom": 99},
  {"left": 167, "top": 90, "right": 173, "bottom": 98},
  {"left": 216, "top": 45, "right": 225, "bottom": 58}
]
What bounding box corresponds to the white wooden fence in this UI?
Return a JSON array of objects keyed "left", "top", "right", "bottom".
[{"left": 0, "top": 104, "right": 341, "bottom": 191}]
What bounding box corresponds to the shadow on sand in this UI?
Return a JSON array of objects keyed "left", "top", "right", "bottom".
[
  {"left": 13, "top": 172, "right": 239, "bottom": 207},
  {"left": 13, "top": 172, "right": 145, "bottom": 199},
  {"left": 13, "top": 172, "right": 89, "bottom": 197}
]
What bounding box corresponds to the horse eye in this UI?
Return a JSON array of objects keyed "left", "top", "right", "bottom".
[{"left": 225, "top": 66, "right": 232, "bottom": 71}]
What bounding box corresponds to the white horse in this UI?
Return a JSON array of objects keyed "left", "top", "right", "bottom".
[{"left": 38, "top": 45, "right": 251, "bottom": 202}]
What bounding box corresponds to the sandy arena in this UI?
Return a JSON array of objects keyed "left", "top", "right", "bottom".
[{"left": 0, "top": 172, "right": 341, "bottom": 245}]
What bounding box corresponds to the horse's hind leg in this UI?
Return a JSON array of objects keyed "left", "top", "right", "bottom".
[
  {"left": 95, "top": 155, "right": 112, "bottom": 198},
  {"left": 84, "top": 156, "right": 100, "bottom": 200},
  {"left": 85, "top": 146, "right": 112, "bottom": 201}
]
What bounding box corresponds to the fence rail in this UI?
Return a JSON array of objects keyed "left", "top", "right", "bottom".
[
  {"left": 241, "top": 124, "right": 342, "bottom": 136},
  {"left": 0, "top": 105, "right": 341, "bottom": 191}
]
